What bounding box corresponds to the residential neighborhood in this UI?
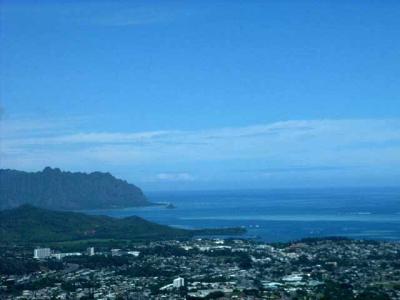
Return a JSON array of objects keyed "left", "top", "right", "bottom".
[{"left": 1, "top": 238, "right": 399, "bottom": 299}]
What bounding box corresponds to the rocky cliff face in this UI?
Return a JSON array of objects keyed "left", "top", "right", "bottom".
[{"left": 0, "top": 167, "right": 150, "bottom": 210}]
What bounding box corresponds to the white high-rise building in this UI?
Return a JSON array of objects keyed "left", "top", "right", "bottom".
[
  {"left": 33, "top": 248, "right": 51, "bottom": 259},
  {"left": 87, "top": 247, "right": 95, "bottom": 256},
  {"left": 173, "top": 277, "right": 185, "bottom": 288}
]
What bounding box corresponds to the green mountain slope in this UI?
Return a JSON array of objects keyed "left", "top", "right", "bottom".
[{"left": 0, "top": 205, "right": 191, "bottom": 242}]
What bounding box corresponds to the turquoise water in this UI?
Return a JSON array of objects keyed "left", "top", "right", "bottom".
[{"left": 84, "top": 188, "right": 400, "bottom": 242}]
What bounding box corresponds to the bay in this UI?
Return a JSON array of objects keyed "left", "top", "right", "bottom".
[{"left": 83, "top": 187, "right": 400, "bottom": 242}]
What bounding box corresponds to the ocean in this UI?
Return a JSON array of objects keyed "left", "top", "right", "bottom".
[{"left": 84, "top": 188, "right": 400, "bottom": 242}]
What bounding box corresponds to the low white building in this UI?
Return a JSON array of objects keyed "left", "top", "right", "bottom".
[
  {"left": 52, "top": 252, "right": 82, "bottom": 260},
  {"left": 282, "top": 274, "right": 303, "bottom": 282},
  {"left": 33, "top": 248, "right": 51, "bottom": 259},
  {"left": 127, "top": 251, "right": 140, "bottom": 257}
]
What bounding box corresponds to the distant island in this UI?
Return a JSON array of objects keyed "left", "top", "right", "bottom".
[
  {"left": 0, "top": 167, "right": 151, "bottom": 210},
  {"left": 0, "top": 205, "right": 246, "bottom": 243}
]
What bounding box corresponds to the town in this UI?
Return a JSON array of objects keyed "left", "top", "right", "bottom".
[{"left": 1, "top": 237, "right": 399, "bottom": 299}]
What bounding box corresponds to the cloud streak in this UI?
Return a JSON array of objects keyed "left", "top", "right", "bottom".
[
  {"left": 156, "top": 173, "right": 195, "bottom": 182},
  {"left": 1, "top": 118, "right": 400, "bottom": 181},
  {"left": 237, "top": 165, "right": 356, "bottom": 174}
]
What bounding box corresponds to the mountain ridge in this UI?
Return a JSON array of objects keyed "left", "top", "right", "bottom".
[{"left": 0, "top": 167, "right": 151, "bottom": 210}]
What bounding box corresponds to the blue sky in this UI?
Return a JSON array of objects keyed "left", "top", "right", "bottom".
[{"left": 1, "top": 0, "right": 400, "bottom": 190}]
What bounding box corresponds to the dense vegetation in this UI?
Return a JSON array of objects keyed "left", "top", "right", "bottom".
[
  {"left": 0, "top": 257, "right": 63, "bottom": 275},
  {"left": 0, "top": 205, "right": 189, "bottom": 242},
  {"left": 0, "top": 167, "right": 150, "bottom": 210},
  {"left": 0, "top": 205, "right": 245, "bottom": 243}
]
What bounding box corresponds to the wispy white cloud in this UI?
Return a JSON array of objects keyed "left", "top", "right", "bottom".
[
  {"left": 238, "top": 165, "right": 356, "bottom": 174},
  {"left": 1, "top": 118, "right": 400, "bottom": 177},
  {"left": 156, "top": 172, "right": 194, "bottom": 182},
  {"left": 0, "top": 116, "right": 88, "bottom": 139}
]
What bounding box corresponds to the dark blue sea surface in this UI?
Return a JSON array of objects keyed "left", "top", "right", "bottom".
[{"left": 84, "top": 188, "right": 400, "bottom": 242}]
